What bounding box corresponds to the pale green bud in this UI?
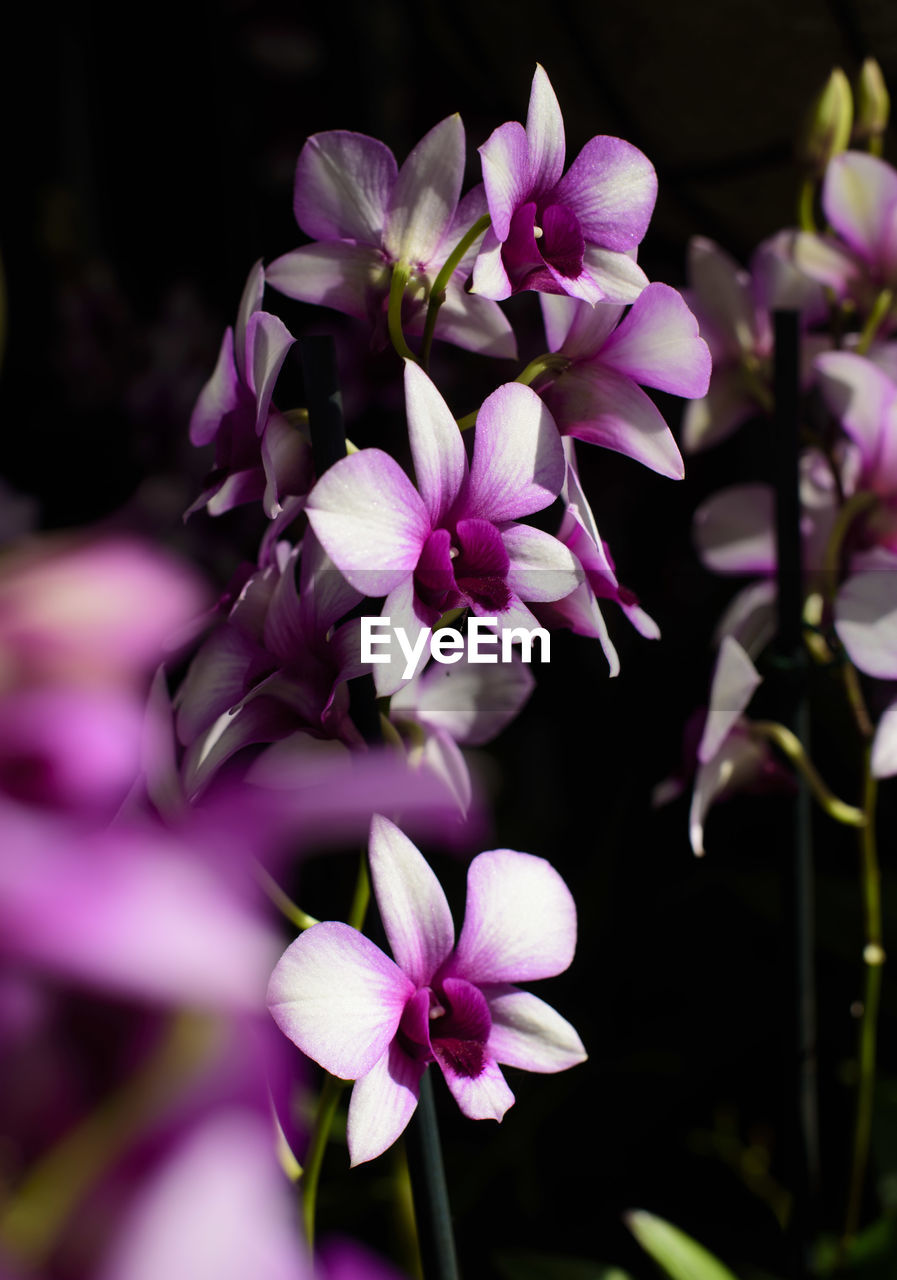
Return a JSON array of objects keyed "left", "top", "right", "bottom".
[
  {"left": 854, "top": 58, "right": 889, "bottom": 153},
  {"left": 799, "top": 67, "right": 853, "bottom": 174}
]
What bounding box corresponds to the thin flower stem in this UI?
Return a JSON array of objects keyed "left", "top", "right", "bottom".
[
  {"left": 798, "top": 177, "right": 817, "bottom": 233},
  {"left": 301, "top": 1073, "right": 347, "bottom": 1250},
  {"left": 419, "top": 213, "right": 491, "bottom": 371},
  {"left": 389, "top": 263, "right": 417, "bottom": 362},
  {"left": 456, "top": 409, "right": 477, "bottom": 432},
  {"left": 842, "top": 755, "right": 883, "bottom": 1249},
  {"left": 842, "top": 660, "right": 876, "bottom": 742},
  {"left": 822, "top": 491, "right": 879, "bottom": 608},
  {"left": 515, "top": 351, "right": 571, "bottom": 389},
  {"left": 300, "top": 848, "right": 371, "bottom": 1249},
  {"left": 751, "top": 721, "right": 866, "bottom": 828},
  {"left": 405, "top": 1069, "right": 460, "bottom": 1280},
  {"left": 855, "top": 288, "right": 894, "bottom": 355},
  {"left": 255, "top": 863, "right": 319, "bottom": 931}
]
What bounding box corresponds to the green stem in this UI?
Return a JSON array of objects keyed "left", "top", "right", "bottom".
[
  {"left": 855, "top": 288, "right": 894, "bottom": 355},
  {"left": 388, "top": 262, "right": 416, "bottom": 362},
  {"left": 798, "top": 177, "right": 817, "bottom": 233},
  {"left": 515, "top": 351, "right": 571, "bottom": 389},
  {"left": 301, "top": 849, "right": 371, "bottom": 1250},
  {"left": 301, "top": 1073, "right": 347, "bottom": 1250},
  {"left": 751, "top": 721, "right": 866, "bottom": 827},
  {"left": 419, "top": 213, "right": 491, "bottom": 371},
  {"left": 842, "top": 755, "right": 883, "bottom": 1247},
  {"left": 255, "top": 863, "right": 319, "bottom": 931},
  {"left": 822, "top": 491, "right": 879, "bottom": 596}
]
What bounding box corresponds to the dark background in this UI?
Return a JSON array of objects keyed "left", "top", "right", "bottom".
[{"left": 3, "top": 2, "right": 897, "bottom": 1276}]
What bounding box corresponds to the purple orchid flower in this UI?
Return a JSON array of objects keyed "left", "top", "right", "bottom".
[
  {"left": 538, "top": 283, "right": 711, "bottom": 479},
  {"left": 305, "top": 360, "right": 581, "bottom": 695},
  {"left": 188, "top": 262, "right": 312, "bottom": 523},
  {"left": 814, "top": 350, "right": 897, "bottom": 551},
  {"left": 654, "top": 637, "right": 787, "bottom": 856},
  {"left": 266, "top": 116, "right": 516, "bottom": 359},
  {"left": 268, "top": 815, "right": 585, "bottom": 1165},
  {"left": 472, "top": 65, "right": 657, "bottom": 304},
  {"left": 681, "top": 235, "right": 826, "bottom": 452},
  {"left": 176, "top": 533, "right": 368, "bottom": 798},
  {"left": 792, "top": 151, "right": 897, "bottom": 324},
  {"left": 389, "top": 645, "right": 536, "bottom": 812},
  {"left": 534, "top": 441, "right": 660, "bottom": 674},
  {"left": 835, "top": 551, "right": 897, "bottom": 776}
]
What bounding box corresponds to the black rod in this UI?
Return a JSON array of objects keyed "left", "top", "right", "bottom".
[
  {"left": 773, "top": 309, "right": 819, "bottom": 1274},
  {"left": 405, "top": 1069, "right": 461, "bottom": 1280}
]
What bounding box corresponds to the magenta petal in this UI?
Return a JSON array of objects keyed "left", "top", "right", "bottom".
[
  {"left": 384, "top": 114, "right": 465, "bottom": 266},
  {"left": 501, "top": 523, "right": 582, "bottom": 603},
  {"left": 479, "top": 120, "right": 532, "bottom": 241},
  {"left": 681, "top": 372, "right": 758, "bottom": 453},
  {"left": 599, "top": 283, "right": 712, "bottom": 397},
  {"left": 234, "top": 262, "right": 266, "bottom": 378},
  {"left": 871, "top": 700, "right": 897, "bottom": 777},
  {"left": 540, "top": 203, "right": 585, "bottom": 279},
  {"left": 267, "top": 921, "right": 413, "bottom": 1080},
  {"left": 483, "top": 984, "right": 587, "bottom": 1072},
  {"left": 265, "top": 242, "right": 390, "bottom": 318},
  {"left": 470, "top": 227, "right": 514, "bottom": 301},
  {"left": 693, "top": 484, "right": 776, "bottom": 575},
  {"left": 545, "top": 363, "right": 684, "bottom": 479},
  {"left": 581, "top": 246, "right": 649, "bottom": 303},
  {"left": 0, "top": 813, "right": 280, "bottom": 1010},
  {"left": 554, "top": 135, "right": 657, "bottom": 252},
  {"left": 541, "top": 294, "right": 622, "bottom": 359},
  {"left": 306, "top": 449, "right": 430, "bottom": 596},
  {"left": 347, "top": 1042, "right": 425, "bottom": 1166},
  {"left": 835, "top": 567, "right": 897, "bottom": 678},
  {"left": 697, "top": 637, "right": 763, "bottom": 764},
  {"left": 525, "top": 64, "right": 566, "bottom": 194},
  {"left": 189, "top": 328, "right": 241, "bottom": 446},
  {"left": 433, "top": 284, "right": 518, "bottom": 359},
  {"left": 452, "top": 849, "right": 577, "bottom": 984},
  {"left": 404, "top": 361, "right": 467, "bottom": 527},
  {"left": 392, "top": 648, "right": 535, "bottom": 747},
  {"left": 814, "top": 350, "right": 897, "bottom": 486},
  {"left": 438, "top": 1051, "right": 514, "bottom": 1121},
  {"left": 467, "top": 382, "right": 565, "bottom": 520},
  {"left": 245, "top": 312, "right": 294, "bottom": 435},
  {"left": 293, "top": 131, "right": 396, "bottom": 243},
  {"left": 99, "top": 1112, "right": 310, "bottom": 1280},
  {"left": 689, "top": 732, "right": 769, "bottom": 857},
  {"left": 823, "top": 150, "right": 897, "bottom": 266},
  {"left": 369, "top": 815, "right": 455, "bottom": 988}
]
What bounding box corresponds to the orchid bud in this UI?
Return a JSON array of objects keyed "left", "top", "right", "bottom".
[
  {"left": 854, "top": 58, "right": 889, "bottom": 154},
  {"left": 799, "top": 67, "right": 853, "bottom": 175}
]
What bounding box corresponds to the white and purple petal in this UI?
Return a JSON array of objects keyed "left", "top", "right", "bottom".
[
  {"left": 450, "top": 848, "right": 577, "bottom": 984},
  {"left": 267, "top": 921, "right": 414, "bottom": 1080},
  {"left": 467, "top": 383, "right": 565, "bottom": 521},
  {"left": 553, "top": 135, "right": 657, "bottom": 252},
  {"left": 293, "top": 131, "right": 396, "bottom": 244},
  {"left": 369, "top": 815, "right": 455, "bottom": 988},
  {"left": 598, "top": 283, "right": 711, "bottom": 398},
  {"left": 306, "top": 449, "right": 430, "bottom": 596},
  {"left": 346, "top": 1041, "right": 426, "bottom": 1166},
  {"left": 384, "top": 115, "right": 465, "bottom": 267},
  {"left": 482, "top": 984, "right": 587, "bottom": 1072}
]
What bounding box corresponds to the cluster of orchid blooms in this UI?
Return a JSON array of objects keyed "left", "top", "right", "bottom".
[{"left": 1, "top": 55, "right": 895, "bottom": 1280}]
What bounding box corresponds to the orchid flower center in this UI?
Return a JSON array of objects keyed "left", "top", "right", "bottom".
[
  {"left": 398, "top": 977, "right": 492, "bottom": 1079},
  {"left": 414, "top": 519, "right": 512, "bottom": 616}
]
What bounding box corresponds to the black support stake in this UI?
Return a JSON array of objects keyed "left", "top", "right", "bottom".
[{"left": 773, "top": 309, "right": 819, "bottom": 1276}]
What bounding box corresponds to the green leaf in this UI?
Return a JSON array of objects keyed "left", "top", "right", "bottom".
[
  {"left": 625, "top": 1210, "right": 740, "bottom": 1280},
  {"left": 493, "top": 1251, "right": 633, "bottom": 1280}
]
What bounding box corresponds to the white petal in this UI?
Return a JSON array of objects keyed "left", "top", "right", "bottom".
[
  {"left": 483, "top": 984, "right": 587, "bottom": 1072},
  {"left": 369, "top": 815, "right": 455, "bottom": 988}
]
